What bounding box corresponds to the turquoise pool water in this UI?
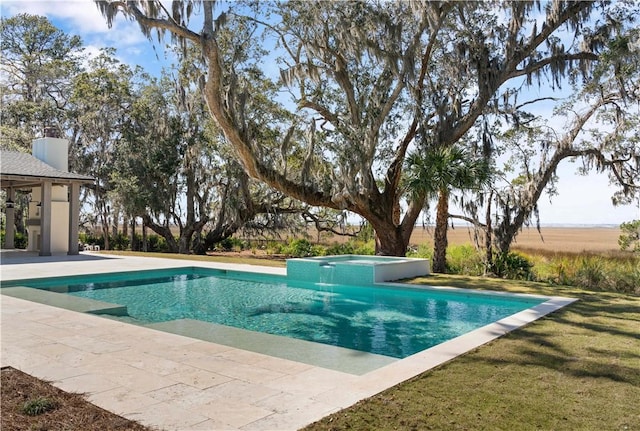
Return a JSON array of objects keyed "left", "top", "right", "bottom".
[{"left": 3, "top": 267, "right": 545, "bottom": 359}]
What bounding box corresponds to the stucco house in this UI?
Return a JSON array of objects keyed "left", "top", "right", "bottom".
[{"left": 1, "top": 136, "right": 94, "bottom": 256}]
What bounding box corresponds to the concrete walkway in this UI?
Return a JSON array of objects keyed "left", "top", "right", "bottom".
[{"left": 0, "top": 252, "right": 575, "bottom": 430}]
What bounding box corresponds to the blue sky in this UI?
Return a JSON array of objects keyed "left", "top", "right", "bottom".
[{"left": 2, "top": 0, "right": 638, "bottom": 226}]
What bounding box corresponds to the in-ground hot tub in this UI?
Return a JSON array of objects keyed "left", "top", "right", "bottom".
[{"left": 287, "top": 255, "right": 430, "bottom": 285}]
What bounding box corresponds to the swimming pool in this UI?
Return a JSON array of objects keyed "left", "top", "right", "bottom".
[{"left": 2, "top": 266, "right": 546, "bottom": 361}]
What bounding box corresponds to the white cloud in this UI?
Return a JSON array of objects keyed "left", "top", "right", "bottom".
[
  {"left": 2, "top": 0, "right": 111, "bottom": 33},
  {"left": 2, "top": 0, "right": 165, "bottom": 73},
  {"left": 2, "top": 0, "right": 147, "bottom": 46}
]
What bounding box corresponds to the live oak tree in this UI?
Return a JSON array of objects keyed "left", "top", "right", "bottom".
[
  {"left": 96, "top": 0, "right": 635, "bottom": 256},
  {"left": 457, "top": 17, "right": 640, "bottom": 269}
]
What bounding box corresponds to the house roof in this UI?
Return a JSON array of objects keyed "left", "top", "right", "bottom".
[{"left": 0, "top": 150, "right": 94, "bottom": 188}]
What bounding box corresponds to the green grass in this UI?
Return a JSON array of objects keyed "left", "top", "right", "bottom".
[
  {"left": 99, "top": 251, "right": 639, "bottom": 430},
  {"left": 21, "top": 396, "right": 58, "bottom": 416}
]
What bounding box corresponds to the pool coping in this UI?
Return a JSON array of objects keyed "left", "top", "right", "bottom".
[{"left": 0, "top": 252, "right": 577, "bottom": 431}]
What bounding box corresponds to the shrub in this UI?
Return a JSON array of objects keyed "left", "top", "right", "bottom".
[
  {"left": 325, "top": 242, "right": 356, "bottom": 255},
  {"left": 323, "top": 239, "right": 374, "bottom": 256},
  {"left": 111, "top": 232, "right": 130, "bottom": 251},
  {"left": 618, "top": 220, "right": 640, "bottom": 252},
  {"left": 446, "top": 245, "right": 484, "bottom": 276},
  {"left": 14, "top": 232, "right": 27, "bottom": 249},
  {"left": 406, "top": 243, "right": 433, "bottom": 259},
  {"left": 574, "top": 257, "right": 606, "bottom": 290},
  {"left": 265, "top": 241, "right": 285, "bottom": 255},
  {"left": 353, "top": 241, "right": 375, "bottom": 255},
  {"left": 22, "top": 397, "right": 58, "bottom": 416},
  {"left": 146, "top": 234, "right": 168, "bottom": 252},
  {"left": 492, "top": 251, "right": 534, "bottom": 280},
  {"left": 285, "top": 238, "right": 315, "bottom": 257},
  {"left": 217, "top": 237, "right": 235, "bottom": 251},
  {"left": 311, "top": 244, "right": 327, "bottom": 256}
]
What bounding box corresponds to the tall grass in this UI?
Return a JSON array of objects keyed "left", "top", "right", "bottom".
[
  {"left": 523, "top": 249, "right": 640, "bottom": 294},
  {"left": 409, "top": 244, "right": 639, "bottom": 295}
]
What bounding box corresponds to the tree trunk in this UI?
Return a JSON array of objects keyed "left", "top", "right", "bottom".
[
  {"left": 484, "top": 193, "right": 493, "bottom": 275},
  {"left": 181, "top": 155, "right": 196, "bottom": 255},
  {"left": 130, "top": 217, "right": 136, "bottom": 251},
  {"left": 142, "top": 215, "right": 178, "bottom": 252},
  {"left": 142, "top": 222, "right": 148, "bottom": 252},
  {"left": 374, "top": 224, "right": 410, "bottom": 256},
  {"left": 15, "top": 200, "right": 25, "bottom": 235},
  {"left": 432, "top": 189, "right": 450, "bottom": 273}
]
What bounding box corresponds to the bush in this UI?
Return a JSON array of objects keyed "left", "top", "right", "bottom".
[
  {"left": 215, "top": 237, "right": 245, "bottom": 252},
  {"left": 14, "top": 232, "right": 27, "bottom": 249},
  {"left": 285, "top": 238, "right": 315, "bottom": 257},
  {"left": 325, "top": 242, "right": 356, "bottom": 255},
  {"left": 574, "top": 257, "right": 606, "bottom": 290},
  {"left": 353, "top": 241, "right": 375, "bottom": 255},
  {"left": 111, "top": 232, "right": 130, "bottom": 251},
  {"left": 2, "top": 230, "right": 28, "bottom": 249},
  {"left": 446, "top": 245, "right": 484, "bottom": 276},
  {"left": 146, "top": 234, "right": 168, "bottom": 252},
  {"left": 79, "top": 233, "right": 104, "bottom": 249},
  {"left": 406, "top": 243, "right": 433, "bottom": 259},
  {"left": 265, "top": 241, "right": 285, "bottom": 255},
  {"left": 492, "top": 251, "right": 534, "bottom": 280},
  {"left": 618, "top": 220, "right": 640, "bottom": 252},
  {"left": 22, "top": 397, "right": 58, "bottom": 416}
]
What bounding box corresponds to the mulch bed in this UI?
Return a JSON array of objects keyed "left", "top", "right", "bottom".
[{"left": 1, "top": 367, "right": 154, "bottom": 431}]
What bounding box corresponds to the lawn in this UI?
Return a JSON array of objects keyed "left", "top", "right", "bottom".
[{"left": 3, "top": 252, "right": 639, "bottom": 430}]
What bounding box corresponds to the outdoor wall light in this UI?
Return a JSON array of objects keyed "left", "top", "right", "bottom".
[{"left": 6, "top": 198, "right": 14, "bottom": 209}]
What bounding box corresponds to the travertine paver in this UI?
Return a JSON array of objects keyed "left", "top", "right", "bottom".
[
  {"left": 1, "top": 252, "right": 575, "bottom": 431},
  {"left": 166, "top": 366, "right": 233, "bottom": 389}
]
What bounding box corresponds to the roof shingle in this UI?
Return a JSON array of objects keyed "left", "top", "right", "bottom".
[{"left": 0, "top": 151, "right": 93, "bottom": 182}]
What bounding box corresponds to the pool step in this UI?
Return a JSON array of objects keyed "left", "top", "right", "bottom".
[
  {"left": 0, "top": 287, "right": 128, "bottom": 316},
  {"left": 146, "top": 318, "right": 398, "bottom": 375}
]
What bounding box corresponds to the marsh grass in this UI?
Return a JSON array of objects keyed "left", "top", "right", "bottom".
[{"left": 522, "top": 250, "right": 640, "bottom": 294}]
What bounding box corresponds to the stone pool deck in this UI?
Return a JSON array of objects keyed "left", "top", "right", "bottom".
[{"left": 0, "top": 252, "right": 576, "bottom": 431}]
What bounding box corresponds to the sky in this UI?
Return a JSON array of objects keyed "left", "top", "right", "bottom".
[{"left": 2, "top": 0, "right": 638, "bottom": 227}]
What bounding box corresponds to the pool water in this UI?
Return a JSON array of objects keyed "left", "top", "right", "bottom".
[{"left": 6, "top": 268, "right": 546, "bottom": 359}]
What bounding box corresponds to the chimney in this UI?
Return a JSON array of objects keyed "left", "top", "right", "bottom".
[
  {"left": 43, "top": 126, "right": 60, "bottom": 138},
  {"left": 32, "top": 131, "right": 69, "bottom": 172}
]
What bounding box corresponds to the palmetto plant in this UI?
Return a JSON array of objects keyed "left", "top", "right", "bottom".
[{"left": 406, "top": 146, "right": 489, "bottom": 273}]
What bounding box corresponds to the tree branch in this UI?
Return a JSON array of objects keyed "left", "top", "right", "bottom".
[{"left": 507, "top": 52, "right": 599, "bottom": 80}]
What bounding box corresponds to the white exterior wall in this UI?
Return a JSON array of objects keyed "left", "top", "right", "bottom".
[
  {"left": 32, "top": 137, "right": 68, "bottom": 171},
  {"left": 51, "top": 201, "right": 69, "bottom": 253}
]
